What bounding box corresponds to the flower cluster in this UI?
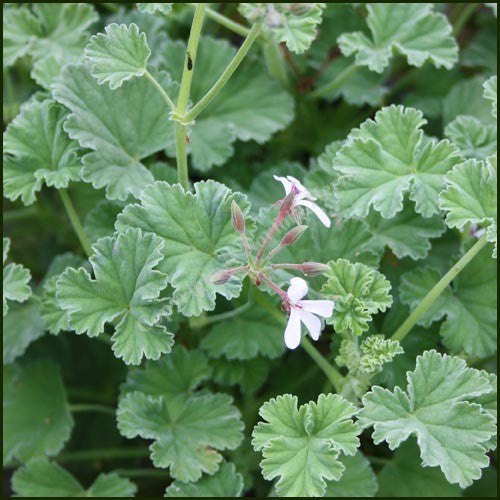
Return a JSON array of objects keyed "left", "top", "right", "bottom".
[{"left": 211, "top": 176, "right": 335, "bottom": 349}]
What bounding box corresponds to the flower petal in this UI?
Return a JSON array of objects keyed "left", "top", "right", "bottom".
[
  {"left": 284, "top": 308, "right": 302, "bottom": 349},
  {"left": 296, "top": 199, "right": 331, "bottom": 227},
  {"left": 300, "top": 299, "right": 335, "bottom": 318},
  {"left": 298, "top": 309, "right": 322, "bottom": 341},
  {"left": 286, "top": 176, "right": 315, "bottom": 200},
  {"left": 273, "top": 175, "right": 292, "bottom": 195},
  {"left": 287, "top": 277, "right": 308, "bottom": 303}
]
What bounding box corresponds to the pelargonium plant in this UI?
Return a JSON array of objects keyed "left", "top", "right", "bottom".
[{"left": 3, "top": 2, "right": 497, "bottom": 498}]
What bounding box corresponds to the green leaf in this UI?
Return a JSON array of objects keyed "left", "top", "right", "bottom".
[
  {"left": 85, "top": 23, "right": 151, "bottom": 90},
  {"left": 399, "top": 245, "right": 497, "bottom": 358},
  {"left": 56, "top": 227, "right": 174, "bottom": 365},
  {"left": 211, "top": 356, "right": 270, "bottom": 394},
  {"left": 3, "top": 99, "right": 81, "bottom": 205},
  {"left": 116, "top": 180, "right": 253, "bottom": 316},
  {"left": 439, "top": 155, "right": 497, "bottom": 257},
  {"left": 239, "top": 3, "right": 326, "bottom": 54},
  {"left": 12, "top": 458, "right": 136, "bottom": 497},
  {"left": 252, "top": 394, "right": 360, "bottom": 497},
  {"left": 483, "top": 75, "right": 497, "bottom": 118},
  {"left": 358, "top": 335, "right": 404, "bottom": 375},
  {"left": 137, "top": 3, "right": 173, "bottom": 15},
  {"left": 3, "top": 298, "right": 45, "bottom": 364},
  {"left": 471, "top": 371, "right": 497, "bottom": 451},
  {"left": 377, "top": 440, "right": 461, "bottom": 497},
  {"left": 321, "top": 259, "right": 392, "bottom": 336},
  {"left": 117, "top": 391, "right": 244, "bottom": 482},
  {"left": 324, "top": 452, "right": 378, "bottom": 497},
  {"left": 52, "top": 63, "right": 175, "bottom": 200},
  {"left": 3, "top": 237, "right": 31, "bottom": 316},
  {"left": 332, "top": 105, "right": 462, "bottom": 218},
  {"left": 3, "top": 361, "right": 74, "bottom": 463},
  {"left": 444, "top": 115, "right": 497, "bottom": 160},
  {"left": 162, "top": 37, "right": 294, "bottom": 171},
  {"left": 200, "top": 303, "right": 285, "bottom": 360},
  {"left": 121, "top": 346, "right": 212, "bottom": 409},
  {"left": 165, "top": 461, "right": 244, "bottom": 497},
  {"left": 358, "top": 350, "right": 496, "bottom": 488},
  {"left": 338, "top": 3, "right": 457, "bottom": 73}
]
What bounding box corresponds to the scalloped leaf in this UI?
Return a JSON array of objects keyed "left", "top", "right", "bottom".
[
  {"left": 338, "top": 3, "right": 457, "bottom": 73},
  {"left": 439, "top": 154, "right": 497, "bottom": 257},
  {"left": 332, "top": 105, "right": 462, "bottom": 218},
  {"left": 252, "top": 393, "right": 360, "bottom": 497},
  {"left": 116, "top": 180, "right": 253, "bottom": 316},
  {"left": 3, "top": 238, "right": 31, "bottom": 316},
  {"left": 165, "top": 461, "right": 244, "bottom": 497},
  {"left": 3, "top": 361, "right": 74, "bottom": 463},
  {"left": 12, "top": 458, "right": 136, "bottom": 497},
  {"left": 56, "top": 228, "right": 173, "bottom": 365},
  {"left": 359, "top": 350, "right": 496, "bottom": 488},
  {"left": 117, "top": 391, "right": 243, "bottom": 482},
  {"left": 483, "top": 75, "right": 497, "bottom": 118},
  {"left": 85, "top": 23, "right": 151, "bottom": 90},
  {"left": 321, "top": 259, "right": 392, "bottom": 336},
  {"left": 137, "top": 3, "right": 173, "bottom": 15},
  {"left": 3, "top": 100, "right": 81, "bottom": 206},
  {"left": 239, "top": 3, "right": 325, "bottom": 54},
  {"left": 52, "top": 63, "right": 176, "bottom": 200}
]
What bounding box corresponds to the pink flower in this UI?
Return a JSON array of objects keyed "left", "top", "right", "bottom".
[
  {"left": 274, "top": 175, "right": 331, "bottom": 227},
  {"left": 284, "top": 277, "right": 335, "bottom": 349}
]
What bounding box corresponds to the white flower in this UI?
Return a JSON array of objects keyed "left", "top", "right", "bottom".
[
  {"left": 284, "top": 277, "right": 335, "bottom": 349},
  {"left": 274, "top": 175, "right": 331, "bottom": 227}
]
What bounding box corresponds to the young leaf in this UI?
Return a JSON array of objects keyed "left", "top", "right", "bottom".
[
  {"left": 3, "top": 237, "right": 31, "bottom": 316},
  {"left": 444, "top": 115, "right": 497, "bottom": 160},
  {"left": 52, "top": 64, "right": 176, "bottom": 200},
  {"left": 200, "top": 303, "right": 285, "bottom": 360},
  {"left": 3, "top": 361, "right": 74, "bottom": 463},
  {"left": 116, "top": 180, "right": 254, "bottom": 316},
  {"left": 239, "top": 3, "right": 326, "bottom": 54},
  {"left": 3, "top": 100, "right": 81, "bottom": 206},
  {"left": 85, "top": 23, "right": 151, "bottom": 90},
  {"left": 252, "top": 394, "right": 360, "bottom": 497},
  {"left": 358, "top": 350, "right": 497, "bottom": 488},
  {"left": 400, "top": 246, "right": 497, "bottom": 358},
  {"left": 358, "top": 335, "right": 404, "bottom": 374},
  {"left": 324, "top": 452, "right": 378, "bottom": 497},
  {"left": 332, "top": 105, "right": 462, "bottom": 218},
  {"left": 165, "top": 461, "right": 244, "bottom": 497},
  {"left": 117, "top": 391, "right": 244, "bottom": 482},
  {"left": 321, "top": 259, "right": 392, "bottom": 336},
  {"left": 56, "top": 228, "right": 174, "bottom": 365},
  {"left": 338, "top": 3, "right": 457, "bottom": 73},
  {"left": 483, "top": 75, "right": 497, "bottom": 118},
  {"left": 439, "top": 154, "right": 497, "bottom": 257},
  {"left": 12, "top": 458, "right": 136, "bottom": 497},
  {"left": 137, "top": 3, "right": 173, "bottom": 15}
]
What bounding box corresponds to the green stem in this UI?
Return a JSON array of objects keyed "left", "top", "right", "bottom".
[
  {"left": 452, "top": 3, "right": 479, "bottom": 37},
  {"left": 68, "top": 404, "right": 116, "bottom": 416},
  {"left": 144, "top": 70, "right": 176, "bottom": 112},
  {"left": 301, "top": 338, "right": 344, "bottom": 393},
  {"left": 3, "top": 206, "right": 39, "bottom": 222},
  {"left": 392, "top": 234, "right": 489, "bottom": 342},
  {"left": 59, "top": 189, "right": 92, "bottom": 258},
  {"left": 188, "top": 3, "right": 251, "bottom": 37},
  {"left": 113, "top": 468, "right": 167, "bottom": 479},
  {"left": 184, "top": 21, "right": 262, "bottom": 122},
  {"left": 309, "top": 61, "right": 359, "bottom": 98},
  {"left": 262, "top": 37, "right": 290, "bottom": 88},
  {"left": 190, "top": 298, "right": 253, "bottom": 328},
  {"left": 174, "top": 3, "right": 206, "bottom": 190}
]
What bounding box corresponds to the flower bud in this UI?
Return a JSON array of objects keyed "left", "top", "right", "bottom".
[
  {"left": 277, "top": 190, "right": 296, "bottom": 222},
  {"left": 280, "top": 225, "right": 308, "bottom": 247},
  {"left": 210, "top": 270, "right": 232, "bottom": 285},
  {"left": 300, "top": 262, "right": 330, "bottom": 276},
  {"left": 231, "top": 201, "right": 245, "bottom": 234}
]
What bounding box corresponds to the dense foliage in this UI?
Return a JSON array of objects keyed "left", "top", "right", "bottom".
[{"left": 3, "top": 3, "right": 497, "bottom": 497}]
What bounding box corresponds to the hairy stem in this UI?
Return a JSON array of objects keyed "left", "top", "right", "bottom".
[
  {"left": 188, "top": 3, "right": 251, "bottom": 36},
  {"left": 68, "top": 403, "right": 116, "bottom": 416},
  {"left": 174, "top": 3, "right": 206, "bottom": 190},
  {"left": 59, "top": 189, "right": 93, "bottom": 258},
  {"left": 392, "top": 234, "right": 489, "bottom": 342},
  {"left": 309, "top": 61, "right": 359, "bottom": 98},
  {"left": 262, "top": 37, "right": 290, "bottom": 88},
  {"left": 144, "top": 70, "right": 176, "bottom": 112},
  {"left": 185, "top": 21, "right": 262, "bottom": 122}
]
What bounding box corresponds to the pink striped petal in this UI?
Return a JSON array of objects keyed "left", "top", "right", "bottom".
[{"left": 273, "top": 175, "right": 292, "bottom": 195}]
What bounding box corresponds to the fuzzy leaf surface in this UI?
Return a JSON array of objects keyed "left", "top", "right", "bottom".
[{"left": 3, "top": 238, "right": 31, "bottom": 316}]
